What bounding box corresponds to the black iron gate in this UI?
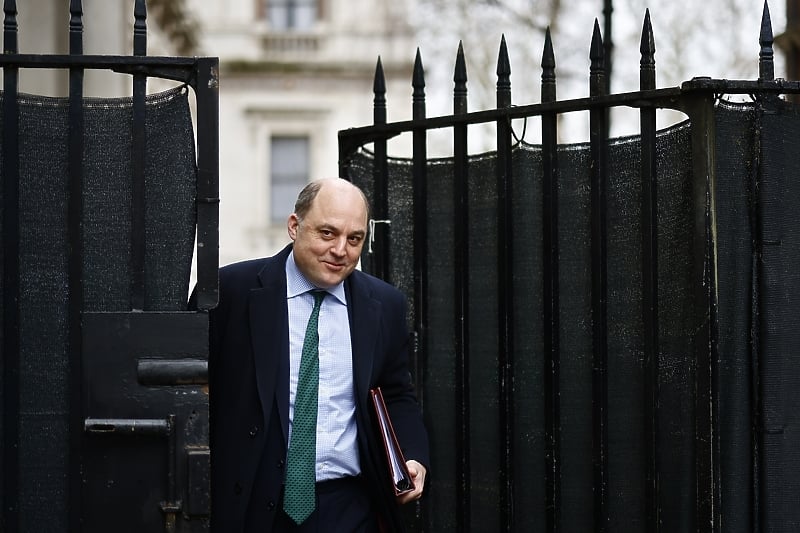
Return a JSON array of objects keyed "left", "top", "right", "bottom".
[
  {"left": 339, "top": 2, "right": 800, "bottom": 532},
  {"left": 1, "top": 1, "right": 218, "bottom": 532}
]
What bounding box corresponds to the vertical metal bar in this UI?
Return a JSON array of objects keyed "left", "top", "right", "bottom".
[
  {"left": 589, "top": 20, "right": 609, "bottom": 532},
  {"left": 410, "top": 48, "right": 428, "bottom": 528},
  {"left": 160, "top": 414, "right": 180, "bottom": 532},
  {"left": 541, "top": 27, "right": 561, "bottom": 533},
  {"left": 371, "top": 57, "right": 390, "bottom": 282},
  {"left": 752, "top": 10, "right": 777, "bottom": 531},
  {"left": 639, "top": 10, "right": 660, "bottom": 533},
  {"left": 753, "top": 8, "right": 773, "bottom": 525},
  {"left": 194, "top": 57, "right": 220, "bottom": 311},
  {"left": 131, "top": 0, "right": 147, "bottom": 310},
  {"left": 67, "top": 2, "right": 85, "bottom": 531},
  {"left": 452, "top": 40, "right": 471, "bottom": 533},
  {"left": 2, "top": 2, "right": 20, "bottom": 530},
  {"left": 495, "top": 34, "right": 514, "bottom": 532}
]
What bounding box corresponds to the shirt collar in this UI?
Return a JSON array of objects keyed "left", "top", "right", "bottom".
[{"left": 286, "top": 250, "right": 347, "bottom": 305}]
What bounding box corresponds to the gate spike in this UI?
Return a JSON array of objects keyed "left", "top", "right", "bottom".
[
  {"left": 413, "top": 48, "right": 426, "bottom": 101},
  {"left": 3, "top": 0, "right": 18, "bottom": 53},
  {"left": 640, "top": 9, "right": 656, "bottom": 91},
  {"left": 541, "top": 27, "right": 556, "bottom": 103},
  {"left": 454, "top": 41, "right": 468, "bottom": 114},
  {"left": 413, "top": 48, "right": 426, "bottom": 119},
  {"left": 454, "top": 41, "right": 467, "bottom": 88},
  {"left": 496, "top": 35, "right": 511, "bottom": 108},
  {"left": 759, "top": 0, "right": 774, "bottom": 81},
  {"left": 590, "top": 19, "right": 605, "bottom": 68},
  {"left": 373, "top": 57, "right": 386, "bottom": 124},
  {"left": 373, "top": 56, "right": 386, "bottom": 96},
  {"left": 590, "top": 19, "right": 606, "bottom": 96},
  {"left": 496, "top": 34, "right": 511, "bottom": 79}
]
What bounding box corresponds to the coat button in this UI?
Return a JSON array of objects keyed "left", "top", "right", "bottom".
[
  {"left": 267, "top": 500, "right": 276, "bottom": 511},
  {"left": 248, "top": 426, "right": 259, "bottom": 437},
  {"left": 276, "top": 459, "right": 285, "bottom": 469}
]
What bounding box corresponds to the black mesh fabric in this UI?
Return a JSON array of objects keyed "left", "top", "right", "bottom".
[
  {"left": 0, "top": 86, "right": 196, "bottom": 528},
  {"left": 80, "top": 87, "right": 197, "bottom": 312},
  {"left": 713, "top": 100, "right": 759, "bottom": 532},
  {"left": 347, "top": 98, "right": 800, "bottom": 531},
  {"left": 757, "top": 100, "right": 800, "bottom": 532}
]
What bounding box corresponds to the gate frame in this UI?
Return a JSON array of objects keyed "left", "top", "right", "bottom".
[
  {"left": 339, "top": 2, "right": 797, "bottom": 531},
  {"left": 1, "top": 1, "right": 219, "bottom": 531}
]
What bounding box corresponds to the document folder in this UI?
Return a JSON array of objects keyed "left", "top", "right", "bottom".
[{"left": 370, "top": 387, "right": 415, "bottom": 495}]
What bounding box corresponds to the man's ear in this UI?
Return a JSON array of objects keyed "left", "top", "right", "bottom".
[{"left": 287, "top": 214, "right": 299, "bottom": 240}]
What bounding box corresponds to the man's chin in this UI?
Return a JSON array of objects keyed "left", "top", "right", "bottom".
[{"left": 314, "top": 271, "right": 348, "bottom": 288}]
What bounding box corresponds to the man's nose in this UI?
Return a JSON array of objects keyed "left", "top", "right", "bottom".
[{"left": 330, "top": 237, "right": 347, "bottom": 256}]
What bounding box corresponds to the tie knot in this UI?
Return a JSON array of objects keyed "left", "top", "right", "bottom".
[{"left": 310, "top": 290, "right": 326, "bottom": 307}]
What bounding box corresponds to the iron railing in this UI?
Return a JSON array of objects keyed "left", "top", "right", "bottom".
[
  {"left": 1, "top": 1, "right": 218, "bottom": 531},
  {"left": 339, "top": 2, "right": 800, "bottom": 531}
]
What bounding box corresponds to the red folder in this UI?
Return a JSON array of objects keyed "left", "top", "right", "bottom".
[{"left": 370, "top": 387, "right": 415, "bottom": 495}]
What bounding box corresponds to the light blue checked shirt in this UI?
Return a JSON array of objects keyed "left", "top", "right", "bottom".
[{"left": 285, "top": 252, "right": 361, "bottom": 481}]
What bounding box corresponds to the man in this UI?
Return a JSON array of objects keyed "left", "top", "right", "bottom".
[{"left": 205, "top": 178, "right": 429, "bottom": 532}]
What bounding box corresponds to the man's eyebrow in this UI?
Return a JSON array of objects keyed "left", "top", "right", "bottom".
[{"left": 315, "top": 224, "right": 365, "bottom": 237}]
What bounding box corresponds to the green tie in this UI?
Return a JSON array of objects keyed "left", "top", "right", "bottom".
[{"left": 283, "top": 290, "right": 326, "bottom": 524}]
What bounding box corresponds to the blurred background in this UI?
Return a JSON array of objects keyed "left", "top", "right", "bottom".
[{"left": 12, "top": 0, "right": 795, "bottom": 267}]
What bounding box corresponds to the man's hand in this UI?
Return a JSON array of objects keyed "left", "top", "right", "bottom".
[{"left": 397, "top": 460, "right": 427, "bottom": 504}]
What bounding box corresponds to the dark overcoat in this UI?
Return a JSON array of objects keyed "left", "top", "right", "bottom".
[{"left": 206, "top": 245, "right": 429, "bottom": 532}]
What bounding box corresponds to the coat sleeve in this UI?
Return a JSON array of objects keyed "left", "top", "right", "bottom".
[{"left": 372, "top": 281, "right": 430, "bottom": 470}]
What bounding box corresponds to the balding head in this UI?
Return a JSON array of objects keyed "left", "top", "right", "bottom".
[{"left": 293, "top": 178, "right": 369, "bottom": 225}]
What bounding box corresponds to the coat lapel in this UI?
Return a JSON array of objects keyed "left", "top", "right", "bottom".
[
  {"left": 249, "top": 248, "right": 291, "bottom": 446},
  {"left": 347, "top": 273, "right": 381, "bottom": 405}
]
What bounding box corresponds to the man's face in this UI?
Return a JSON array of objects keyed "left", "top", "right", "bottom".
[{"left": 288, "top": 181, "right": 368, "bottom": 289}]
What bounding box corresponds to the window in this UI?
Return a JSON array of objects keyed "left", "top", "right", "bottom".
[
  {"left": 270, "top": 136, "right": 310, "bottom": 224},
  {"left": 265, "top": 0, "right": 318, "bottom": 31}
]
